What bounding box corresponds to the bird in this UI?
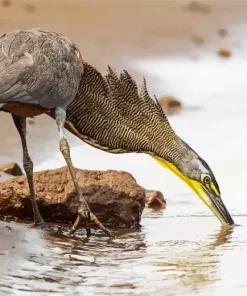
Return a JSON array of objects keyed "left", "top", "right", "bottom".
[
  {"left": 47, "top": 61, "right": 234, "bottom": 233},
  {"left": 0, "top": 28, "right": 112, "bottom": 238}
]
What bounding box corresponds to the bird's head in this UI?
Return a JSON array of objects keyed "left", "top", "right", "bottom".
[{"left": 152, "top": 141, "right": 234, "bottom": 226}]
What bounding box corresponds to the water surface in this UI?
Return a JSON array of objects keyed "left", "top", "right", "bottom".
[{"left": 1, "top": 209, "right": 247, "bottom": 296}]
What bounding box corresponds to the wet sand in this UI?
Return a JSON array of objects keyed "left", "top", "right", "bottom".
[{"left": 1, "top": 1, "right": 247, "bottom": 295}]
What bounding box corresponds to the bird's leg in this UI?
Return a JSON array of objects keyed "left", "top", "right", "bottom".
[
  {"left": 54, "top": 107, "right": 91, "bottom": 236},
  {"left": 54, "top": 107, "right": 113, "bottom": 238},
  {"left": 12, "top": 114, "right": 45, "bottom": 226}
]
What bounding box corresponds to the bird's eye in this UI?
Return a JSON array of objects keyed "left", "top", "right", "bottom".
[{"left": 202, "top": 175, "right": 211, "bottom": 184}]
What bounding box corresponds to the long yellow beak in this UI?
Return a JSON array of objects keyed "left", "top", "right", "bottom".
[{"left": 153, "top": 156, "right": 234, "bottom": 226}]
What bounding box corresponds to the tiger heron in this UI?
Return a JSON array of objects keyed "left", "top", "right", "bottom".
[
  {"left": 0, "top": 28, "right": 111, "bottom": 237},
  {"left": 52, "top": 62, "right": 234, "bottom": 234}
]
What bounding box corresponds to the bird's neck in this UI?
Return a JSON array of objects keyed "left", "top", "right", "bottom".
[{"left": 149, "top": 131, "right": 188, "bottom": 166}]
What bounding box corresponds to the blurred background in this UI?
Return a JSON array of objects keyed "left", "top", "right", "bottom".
[
  {"left": 0, "top": 0, "right": 244, "bottom": 166},
  {"left": 1, "top": 1, "right": 247, "bottom": 296}
]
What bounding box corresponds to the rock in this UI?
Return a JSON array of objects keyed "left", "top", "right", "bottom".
[
  {"left": 217, "top": 28, "right": 228, "bottom": 38},
  {"left": 24, "top": 3, "right": 36, "bottom": 13},
  {"left": 185, "top": 1, "right": 211, "bottom": 14},
  {"left": 0, "top": 166, "right": 146, "bottom": 228},
  {"left": 145, "top": 190, "right": 166, "bottom": 209},
  {"left": 0, "top": 162, "right": 23, "bottom": 177},
  {"left": 217, "top": 47, "right": 231, "bottom": 58},
  {"left": 1, "top": 0, "right": 11, "bottom": 7},
  {"left": 158, "top": 96, "right": 182, "bottom": 115},
  {"left": 191, "top": 35, "right": 205, "bottom": 46},
  {"left": 27, "top": 118, "right": 36, "bottom": 125}
]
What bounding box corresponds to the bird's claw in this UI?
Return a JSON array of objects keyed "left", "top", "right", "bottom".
[
  {"left": 85, "top": 209, "right": 92, "bottom": 237},
  {"left": 30, "top": 219, "right": 49, "bottom": 231},
  {"left": 68, "top": 207, "right": 92, "bottom": 237},
  {"left": 69, "top": 207, "right": 115, "bottom": 239}
]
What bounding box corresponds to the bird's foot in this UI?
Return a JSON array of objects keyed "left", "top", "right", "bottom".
[
  {"left": 69, "top": 207, "right": 115, "bottom": 239},
  {"left": 88, "top": 211, "right": 115, "bottom": 238},
  {"left": 30, "top": 216, "right": 48, "bottom": 230},
  {"left": 29, "top": 220, "right": 59, "bottom": 233}
]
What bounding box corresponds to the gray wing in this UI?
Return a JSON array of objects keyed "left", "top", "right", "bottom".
[
  {"left": 0, "top": 30, "right": 34, "bottom": 103},
  {"left": 0, "top": 29, "right": 81, "bottom": 108}
]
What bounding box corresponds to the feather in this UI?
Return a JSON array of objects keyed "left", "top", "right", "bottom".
[{"left": 65, "top": 62, "right": 183, "bottom": 160}]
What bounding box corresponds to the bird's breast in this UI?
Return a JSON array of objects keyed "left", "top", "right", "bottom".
[{"left": 3, "top": 102, "right": 49, "bottom": 117}]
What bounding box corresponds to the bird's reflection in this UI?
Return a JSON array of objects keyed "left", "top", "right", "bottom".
[
  {"left": 209, "top": 225, "right": 234, "bottom": 248},
  {"left": 156, "top": 225, "right": 235, "bottom": 294}
]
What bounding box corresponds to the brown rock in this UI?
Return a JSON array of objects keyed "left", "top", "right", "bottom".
[
  {"left": 185, "top": 1, "right": 211, "bottom": 14},
  {"left": 1, "top": 0, "right": 11, "bottom": 7},
  {"left": 0, "top": 166, "right": 146, "bottom": 228},
  {"left": 217, "top": 47, "right": 231, "bottom": 58},
  {"left": 0, "top": 162, "right": 23, "bottom": 177},
  {"left": 27, "top": 118, "right": 36, "bottom": 125},
  {"left": 24, "top": 3, "right": 36, "bottom": 13},
  {"left": 145, "top": 190, "right": 166, "bottom": 209},
  {"left": 191, "top": 35, "right": 204, "bottom": 46},
  {"left": 217, "top": 28, "right": 228, "bottom": 38},
  {"left": 158, "top": 96, "right": 182, "bottom": 115}
]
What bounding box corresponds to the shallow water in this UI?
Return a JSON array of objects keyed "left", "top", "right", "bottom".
[
  {"left": 0, "top": 209, "right": 247, "bottom": 295},
  {"left": 1, "top": 210, "right": 247, "bottom": 296}
]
